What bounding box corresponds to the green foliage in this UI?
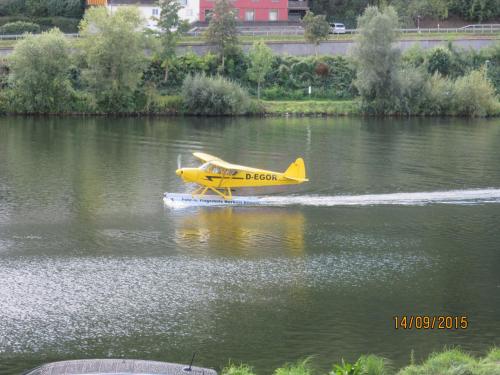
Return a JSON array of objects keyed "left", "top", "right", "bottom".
[
  {"left": 8, "top": 28, "right": 74, "bottom": 113},
  {"left": 309, "top": 0, "right": 368, "bottom": 28},
  {"left": 303, "top": 11, "right": 330, "bottom": 53},
  {"left": 154, "top": 0, "right": 190, "bottom": 85},
  {"left": 357, "top": 355, "right": 391, "bottom": 375},
  {"left": 0, "top": 16, "right": 88, "bottom": 33},
  {"left": 264, "top": 55, "right": 356, "bottom": 99},
  {"left": 427, "top": 47, "right": 452, "bottom": 76},
  {"left": 142, "top": 51, "right": 219, "bottom": 92},
  {"left": 181, "top": 73, "right": 251, "bottom": 115},
  {"left": 205, "top": 0, "right": 239, "bottom": 70},
  {"left": 79, "top": 7, "right": 146, "bottom": 113},
  {"left": 352, "top": 5, "right": 401, "bottom": 114},
  {"left": 452, "top": 68, "right": 498, "bottom": 116},
  {"left": 331, "top": 359, "right": 362, "bottom": 375},
  {"left": 275, "top": 359, "right": 312, "bottom": 375},
  {"left": 422, "top": 72, "right": 455, "bottom": 114},
  {"left": 135, "top": 90, "right": 183, "bottom": 114},
  {"left": 392, "top": 0, "right": 448, "bottom": 25},
  {"left": 248, "top": 41, "right": 274, "bottom": 99},
  {"left": 0, "top": 20, "right": 40, "bottom": 34},
  {"left": 263, "top": 99, "right": 358, "bottom": 115},
  {"left": 0, "top": 0, "right": 84, "bottom": 18},
  {"left": 222, "top": 363, "right": 256, "bottom": 375},
  {"left": 397, "top": 348, "right": 485, "bottom": 375}
]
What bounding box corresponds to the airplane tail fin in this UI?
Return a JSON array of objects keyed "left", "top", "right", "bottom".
[{"left": 283, "top": 158, "right": 308, "bottom": 182}]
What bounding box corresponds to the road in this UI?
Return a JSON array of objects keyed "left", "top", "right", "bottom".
[
  {"left": 0, "top": 37, "right": 497, "bottom": 57},
  {"left": 176, "top": 38, "right": 497, "bottom": 56}
]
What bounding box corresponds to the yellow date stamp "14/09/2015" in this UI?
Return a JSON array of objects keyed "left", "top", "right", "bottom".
[{"left": 393, "top": 315, "right": 469, "bottom": 330}]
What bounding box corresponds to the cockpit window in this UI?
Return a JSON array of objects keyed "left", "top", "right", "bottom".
[{"left": 200, "top": 162, "right": 211, "bottom": 171}]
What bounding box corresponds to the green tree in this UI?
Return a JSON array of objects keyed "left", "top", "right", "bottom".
[
  {"left": 248, "top": 41, "right": 274, "bottom": 99},
  {"left": 9, "top": 28, "right": 73, "bottom": 113},
  {"left": 302, "top": 11, "right": 330, "bottom": 55},
  {"left": 79, "top": 6, "right": 146, "bottom": 112},
  {"left": 156, "top": 0, "right": 188, "bottom": 82},
  {"left": 351, "top": 5, "right": 401, "bottom": 113},
  {"left": 427, "top": 46, "right": 452, "bottom": 76},
  {"left": 205, "top": 0, "right": 239, "bottom": 71}
]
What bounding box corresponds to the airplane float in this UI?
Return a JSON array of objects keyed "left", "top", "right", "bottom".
[{"left": 163, "top": 152, "right": 308, "bottom": 206}]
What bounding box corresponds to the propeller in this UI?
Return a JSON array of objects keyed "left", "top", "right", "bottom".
[{"left": 177, "top": 154, "right": 182, "bottom": 170}]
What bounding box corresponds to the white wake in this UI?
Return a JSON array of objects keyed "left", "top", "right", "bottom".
[{"left": 259, "top": 189, "right": 500, "bottom": 207}]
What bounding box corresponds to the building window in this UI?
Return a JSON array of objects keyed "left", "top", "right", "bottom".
[
  {"left": 245, "top": 9, "right": 255, "bottom": 21},
  {"left": 251, "top": 0, "right": 259, "bottom": 3},
  {"left": 205, "top": 9, "right": 213, "bottom": 20},
  {"left": 269, "top": 9, "right": 278, "bottom": 21},
  {"left": 152, "top": 8, "right": 159, "bottom": 16},
  {"left": 272, "top": 0, "right": 279, "bottom": 3},
  {"left": 179, "top": 0, "right": 187, "bottom": 5}
]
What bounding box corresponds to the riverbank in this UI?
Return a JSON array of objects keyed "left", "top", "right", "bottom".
[
  {"left": 221, "top": 348, "right": 500, "bottom": 375},
  {"left": 3, "top": 98, "right": 500, "bottom": 117}
]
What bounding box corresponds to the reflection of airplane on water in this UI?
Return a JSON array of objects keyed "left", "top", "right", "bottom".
[
  {"left": 173, "top": 207, "right": 305, "bottom": 256},
  {"left": 164, "top": 153, "right": 308, "bottom": 205}
]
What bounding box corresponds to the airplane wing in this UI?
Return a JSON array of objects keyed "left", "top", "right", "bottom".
[{"left": 192, "top": 152, "right": 222, "bottom": 163}]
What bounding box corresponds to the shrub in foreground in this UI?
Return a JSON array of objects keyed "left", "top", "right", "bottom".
[
  {"left": 181, "top": 73, "right": 250, "bottom": 115},
  {"left": 275, "top": 359, "right": 312, "bottom": 375},
  {"left": 397, "top": 348, "right": 495, "bottom": 375},
  {"left": 222, "top": 364, "right": 256, "bottom": 375}
]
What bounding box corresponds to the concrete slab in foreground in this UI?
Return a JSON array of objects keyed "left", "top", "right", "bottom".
[{"left": 24, "top": 359, "right": 218, "bottom": 375}]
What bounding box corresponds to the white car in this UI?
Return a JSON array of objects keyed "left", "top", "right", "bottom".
[{"left": 330, "top": 23, "right": 346, "bottom": 34}]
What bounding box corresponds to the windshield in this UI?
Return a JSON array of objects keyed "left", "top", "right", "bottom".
[{"left": 199, "top": 162, "right": 211, "bottom": 171}]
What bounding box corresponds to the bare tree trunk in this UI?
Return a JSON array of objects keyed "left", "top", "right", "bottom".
[{"left": 257, "top": 81, "right": 260, "bottom": 100}]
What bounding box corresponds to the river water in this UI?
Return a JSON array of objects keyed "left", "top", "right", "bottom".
[{"left": 0, "top": 116, "right": 499, "bottom": 374}]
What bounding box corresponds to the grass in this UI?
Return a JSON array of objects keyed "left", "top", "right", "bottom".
[
  {"left": 398, "top": 347, "right": 500, "bottom": 375},
  {"left": 261, "top": 99, "right": 359, "bottom": 116},
  {"left": 274, "top": 360, "right": 312, "bottom": 375},
  {"left": 220, "top": 348, "right": 500, "bottom": 375}
]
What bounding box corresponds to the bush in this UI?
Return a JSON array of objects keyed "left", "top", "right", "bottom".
[
  {"left": 452, "top": 68, "right": 499, "bottom": 116},
  {"left": 423, "top": 72, "right": 455, "bottom": 115},
  {"left": 357, "top": 355, "right": 391, "bottom": 375},
  {"left": 0, "top": 21, "right": 40, "bottom": 34},
  {"left": 397, "top": 66, "right": 428, "bottom": 115},
  {"left": 37, "top": 16, "right": 80, "bottom": 32},
  {"left": 8, "top": 28, "right": 74, "bottom": 113},
  {"left": 181, "top": 73, "right": 251, "bottom": 115},
  {"left": 427, "top": 47, "right": 452, "bottom": 76},
  {"left": 275, "top": 359, "right": 312, "bottom": 375},
  {"left": 0, "top": 16, "right": 80, "bottom": 32},
  {"left": 397, "top": 348, "right": 480, "bottom": 375},
  {"left": 222, "top": 364, "right": 256, "bottom": 375}
]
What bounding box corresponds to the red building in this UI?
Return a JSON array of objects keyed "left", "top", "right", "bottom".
[{"left": 200, "top": 0, "right": 309, "bottom": 22}]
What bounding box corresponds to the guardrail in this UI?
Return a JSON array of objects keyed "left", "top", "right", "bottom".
[{"left": 0, "top": 33, "right": 80, "bottom": 40}]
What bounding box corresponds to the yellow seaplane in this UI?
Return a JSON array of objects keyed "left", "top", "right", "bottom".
[{"left": 164, "top": 152, "right": 308, "bottom": 206}]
